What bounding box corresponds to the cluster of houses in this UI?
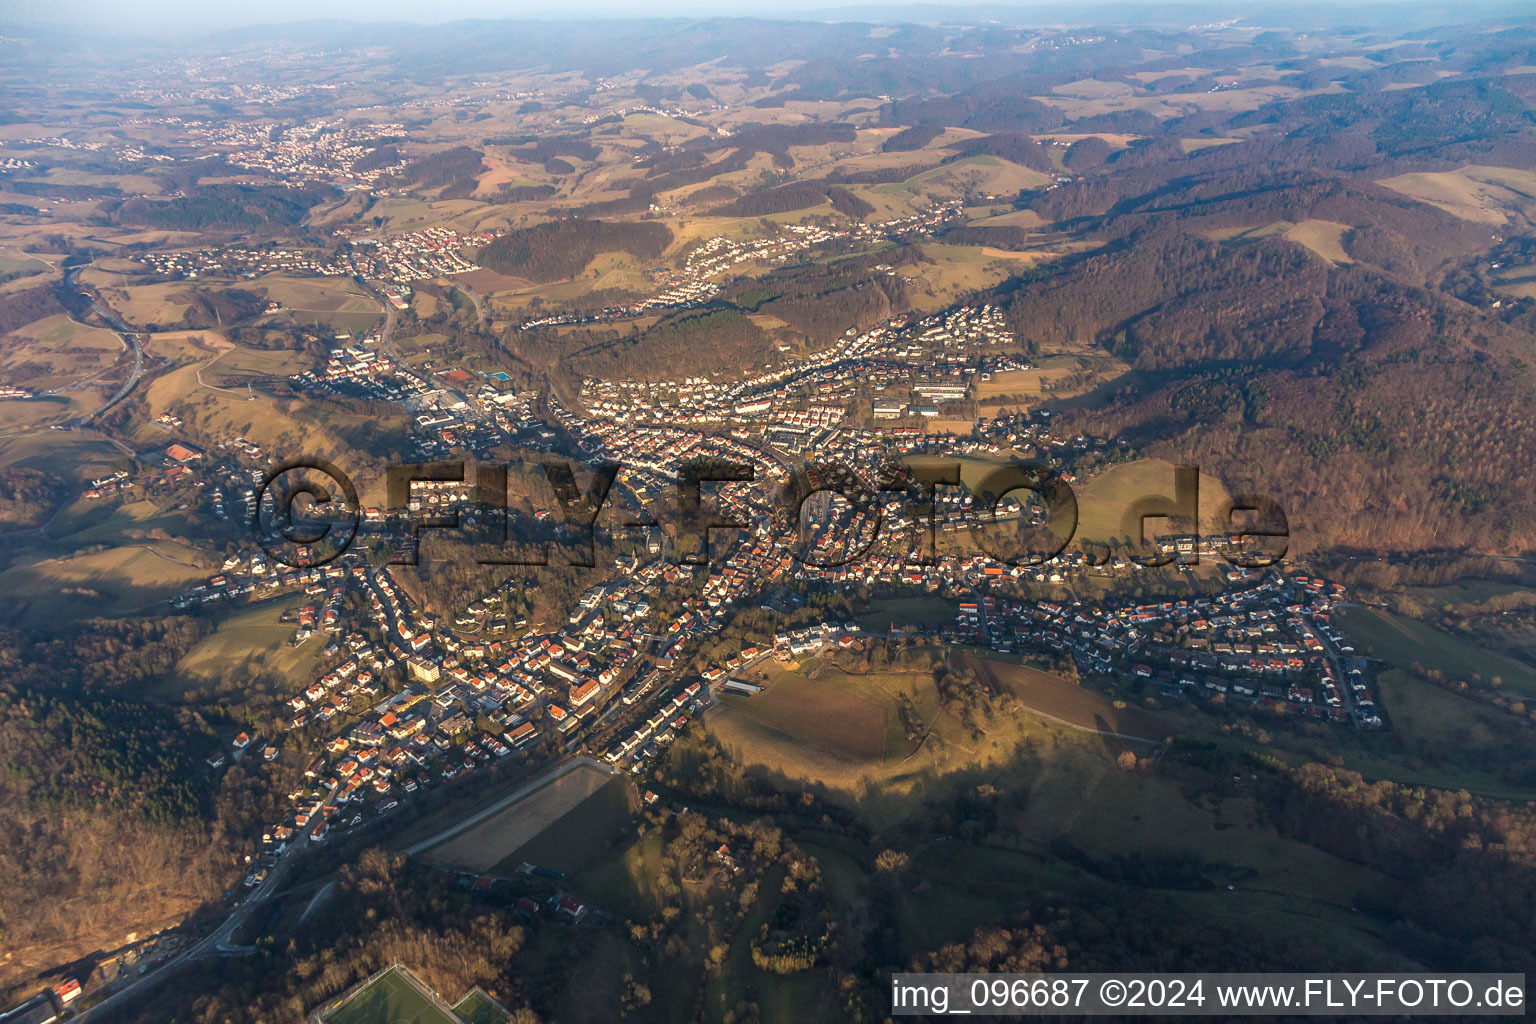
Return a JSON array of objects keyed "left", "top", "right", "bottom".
[
  {"left": 579, "top": 303, "right": 1021, "bottom": 437},
  {"left": 348, "top": 227, "right": 494, "bottom": 283},
  {"left": 199, "top": 116, "right": 406, "bottom": 185},
  {"left": 520, "top": 201, "right": 963, "bottom": 331},
  {"left": 981, "top": 574, "right": 1381, "bottom": 726},
  {"left": 135, "top": 245, "right": 349, "bottom": 280}
]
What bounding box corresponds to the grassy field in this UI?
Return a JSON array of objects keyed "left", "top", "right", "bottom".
[
  {"left": 855, "top": 594, "right": 955, "bottom": 631},
  {"left": 87, "top": 279, "right": 199, "bottom": 328},
  {"left": 0, "top": 430, "right": 125, "bottom": 485},
  {"left": 1074, "top": 458, "right": 1235, "bottom": 547},
  {"left": 1209, "top": 219, "right": 1353, "bottom": 264},
  {"left": 973, "top": 352, "right": 1128, "bottom": 404},
  {"left": 957, "top": 655, "right": 1171, "bottom": 741},
  {"left": 427, "top": 761, "right": 612, "bottom": 873},
  {"left": 1179, "top": 136, "right": 1245, "bottom": 152},
  {"left": 0, "top": 312, "right": 124, "bottom": 389},
  {"left": 318, "top": 965, "right": 461, "bottom": 1024},
  {"left": 0, "top": 392, "right": 102, "bottom": 432},
  {"left": 1333, "top": 669, "right": 1536, "bottom": 799},
  {"left": 704, "top": 650, "right": 1160, "bottom": 827},
  {"left": 900, "top": 243, "right": 1048, "bottom": 313},
  {"left": 1376, "top": 165, "right": 1536, "bottom": 224},
  {"left": 0, "top": 542, "right": 211, "bottom": 626},
  {"left": 715, "top": 667, "right": 901, "bottom": 767},
  {"left": 1283, "top": 219, "right": 1353, "bottom": 263},
  {"left": 452, "top": 989, "right": 511, "bottom": 1024},
  {"left": 1335, "top": 606, "right": 1536, "bottom": 698},
  {"left": 157, "top": 596, "right": 327, "bottom": 699},
  {"left": 576, "top": 829, "right": 667, "bottom": 921},
  {"left": 489, "top": 774, "right": 637, "bottom": 877}
]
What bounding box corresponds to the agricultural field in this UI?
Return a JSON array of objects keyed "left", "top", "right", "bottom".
[
  {"left": 0, "top": 312, "right": 125, "bottom": 389},
  {"left": 1335, "top": 605, "right": 1536, "bottom": 699},
  {"left": 1375, "top": 165, "right": 1536, "bottom": 225},
  {"left": 1073, "top": 458, "right": 1236, "bottom": 548},
  {"left": 0, "top": 541, "right": 212, "bottom": 626},
  {"left": 426, "top": 761, "right": 614, "bottom": 873},
  {"left": 489, "top": 774, "right": 637, "bottom": 876}
]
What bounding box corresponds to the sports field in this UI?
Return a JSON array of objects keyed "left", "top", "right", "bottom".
[
  {"left": 452, "top": 989, "right": 512, "bottom": 1024},
  {"left": 320, "top": 965, "right": 461, "bottom": 1024}
]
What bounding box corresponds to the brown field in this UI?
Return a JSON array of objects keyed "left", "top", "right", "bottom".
[
  {"left": 1491, "top": 262, "right": 1536, "bottom": 300},
  {"left": 258, "top": 274, "right": 380, "bottom": 315},
  {"left": 1178, "top": 137, "right": 1243, "bottom": 153},
  {"left": 901, "top": 242, "right": 1054, "bottom": 312},
  {"left": 87, "top": 279, "right": 199, "bottom": 327},
  {"left": 1283, "top": 220, "right": 1353, "bottom": 263},
  {"left": 1074, "top": 457, "right": 1235, "bottom": 546},
  {"left": 715, "top": 670, "right": 892, "bottom": 764},
  {"left": 1208, "top": 219, "right": 1353, "bottom": 263},
  {"left": 922, "top": 417, "right": 980, "bottom": 434},
  {"left": 975, "top": 352, "right": 1129, "bottom": 407},
  {"left": 957, "top": 655, "right": 1171, "bottom": 741},
  {"left": 425, "top": 761, "right": 612, "bottom": 873},
  {"left": 0, "top": 312, "right": 124, "bottom": 389},
  {"left": 965, "top": 208, "right": 1046, "bottom": 229},
  {"left": 0, "top": 392, "right": 102, "bottom": 433},
  {"left": 1376, "top": 165, "right": 1536, "bottom": 225},
  {"left": 160, "top": 597, "right": 328, "bottom": 698},
  {"left": 1052, "top": 79, "right": 1138, "bottom": 101},
  {"left": 1035, "top": 132, "right": 1139, "bottom": 148},
  {"left": 1, "top": 542, "right": 213, "bottom": 625}
]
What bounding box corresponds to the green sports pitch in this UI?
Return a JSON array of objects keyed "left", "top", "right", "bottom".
[
  {"left": 319, "top": 966, "right": 462, "bottom": 1024},
  {"left": 453, "top": 990, "right": 511, "bottom": 1024}
]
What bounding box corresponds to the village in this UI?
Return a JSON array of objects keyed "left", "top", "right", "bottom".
[
  {"left": 519, "top": 199, "right": 965, "bottom": 330},
  {"left": 145, "top": 369, "right": 1380, "bottom": 923},
  {"left": 579, "top": 303, "right": 1027, "bottom": 433}
]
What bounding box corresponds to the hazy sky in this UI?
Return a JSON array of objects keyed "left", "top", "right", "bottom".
[
  {"left": 8, "top": 0, "right": 1494, "bottom": 35},
  {"left": 15, "top": 0, "right": 923, "bottom": 32}
]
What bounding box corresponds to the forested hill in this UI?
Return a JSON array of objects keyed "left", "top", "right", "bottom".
[{"left": 477, "top": 219, "right": 673, "bottom": 282}]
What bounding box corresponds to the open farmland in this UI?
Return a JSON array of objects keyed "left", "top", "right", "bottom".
[
  {"left": 0, "top": 313, "right": 124, "bottom": 389},
  {"left": 0, "top": 542, "right": 212, "bottom": 625},
  {"left": 955, "top": 655, "right": 1172, "bottom": 742},
  {"left": 425, "top": 761, "right": 613, "bottom": 873},
  {"left": 1376, "top": 165, "right": 1536, "bottom": 225},
  {"left": 1074, "top": 458, "right": 1235, "bottom": 547}
]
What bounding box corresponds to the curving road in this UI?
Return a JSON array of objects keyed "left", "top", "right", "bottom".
[
  {"left": 74, "top": 789, "right": 336, "bottom": 1020},
  {"left": 61, "top": 265, "right": 145, "bottom": 426}
]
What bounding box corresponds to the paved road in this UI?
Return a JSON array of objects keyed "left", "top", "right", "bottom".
[
  {"left": 75, "top": 790, "right": 335, "bottom": 1020},
  {"left": 452, "top": 280, "right": 491, "bottom": 325},
  {"left": 60, "top": 265, "right": 146, "bottom": 427}
]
